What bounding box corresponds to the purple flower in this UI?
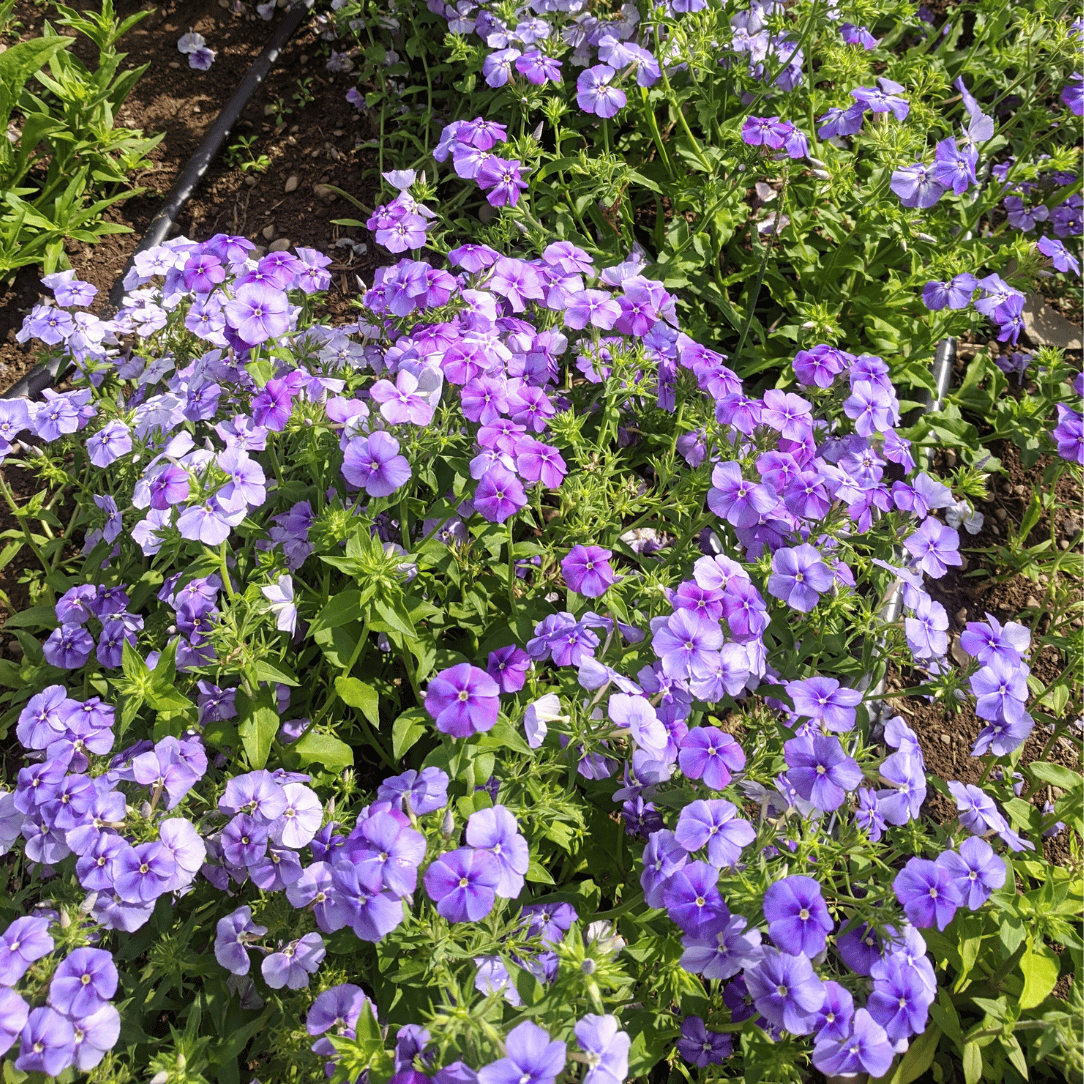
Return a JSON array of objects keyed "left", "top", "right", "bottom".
[
  {"left": 904, "top": 517, "right": 962, "bottom": 578},
  {"left": 214, "top": 906, "right": 267, "bottom": 975},
  {"left": 0, "top": 988, "right": 28, "bottom": 1055},
  {"left": 852, "top": 78, "right": 909, "bottom": 120},
  {"left": 70, "top": 1002, "right": 121, "bottom": 1072},
  {"left": 676, "top": 1015, "right": 732, "bottom": 1066},
  {"left": 342, "top": 431, "right": 412, "bottom": 497},
  {"left": 678, "top": 727, "right": 745, "bottom": 790},
  {"left": 674, "top": 799, "right": 756, "bottom": 868},
  {"left": 224, "top": 282, "right": 290, "bottom": 345},
  {"left": 478, "top": 1021, "right": 566, "bottom": 1084},
  {"left": 1052, "top": 404, "right": 1084, "bottom": 464},
  {"left": 663, "top": 860, "right": 729, "bottom": 936},
  {"left": 741, "top": 115, "right": 792, "bottom": 149},
  {"left": 486, "top": 645, "right": 531, "bottom": 694},
  {"left": 15, "top": 1007, "right": 75, "bottom": 1076},
  {"left": 476, "top": 156, "right": 529, "bottom": 208},
  {"left": 866, "top": 954, "right": 933, "bottom": 1042},
  {"left": 466, "top": 805, "right": 528, "bottom": 898},
  {"left": 812, "top": 1009, "right": 894, "bottom": 1079},
  {"left": 936, "top": 837, "right": 1006, "bottom": 910},
  {"left": 0, "top": 917, "right": 53, "bottom": 985},
  {"left": 575, "top": 1014, "right": 629, "bottom": 1084},
  {"left": 891, "top": 162, "right": 945, "bottom": 208},
  {"left": 763, "top": 876, "right": 834, "bottom": 956},
  {"left": 707, "top": 462, "right": 777, "bottom": 528},
  {"left": 922, "top": 273, "right": 977, "bottom": 310},
  {"left": 306, "top": 983, "right": 375, "bottom": 1056},
  {"left": 377, "top": 767, "right": 449, "bottom": 816},
  {"left": 262, "top": 932, "right": 326, "bottom": 989},
  {"left": 767, "top": 544, "right": 833, "bottom": 612},
  {"left": 49, "top": 948, "right": 118, "bottom": 1018},
  {"left": 744, "top": 947, "right": 826, "bottom": 1034},
  {"left": 474, "top": 465, "right": 528, "bottom": 523},
  {"left": 786, "top": 677, "right": 862, "bottom": 732},
  {"left": 651, "top": 608, "right": 723, "bottom": 682},
  {"left": 424, "top": 663, "right": 500, "bottom": 738},
  {"left": 932, "top": 137, "right": 978, "bottom": 195},
  {"left": 784, "top": 733, "right": 863, "bottom": 812},
  {"left": 424, "top": 847, "right": 501, "bottom": 922},
  {"left": 1037, "top": 235, "right": 1080, "bottom": 275},
  {"left": 576, "top": 65, "right": 627, "bottom": 118},
  {"left": 893, "top": 857, "right": 963, "bottom": 930}
]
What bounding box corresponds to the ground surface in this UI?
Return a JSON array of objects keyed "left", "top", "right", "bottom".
[{"left": 0, "top": 0, "right": 1079, "bottom": 861}]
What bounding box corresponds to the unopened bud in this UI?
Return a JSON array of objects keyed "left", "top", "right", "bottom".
[{"left": 441, "top": 809, "right": 455, "bottom": 839}]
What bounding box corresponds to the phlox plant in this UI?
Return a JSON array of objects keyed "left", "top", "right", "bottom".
[
  {"left": 0, "top": 213, "right": 1078, "bottom": 1084},
  {"left": 328, "top": 0, "right": 1082, "bottom": 402}
]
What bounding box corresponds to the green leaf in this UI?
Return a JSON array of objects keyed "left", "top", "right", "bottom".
[
  {"left": 291, "top": 730, "right": 354, "bottom": 772},
  {"left": 1019, "top": 942, "right": 1059, "bottom": 1010},
  {"left": 236, "top": 686, "right": 279, "bottom": 770},
  {"left": 525, "top": 859, "right": 554, "bottom": 885},
  {"left": 0, "top": 36, "right": 70, "bottom": 130},
  {"left": 336, "top": 676, "right": 380, "bottom": 728},
  {"left": 311, "top": 590, "right": 362, "bottom": 634},
  {"left": 1028, "top": 761, "right": 1082, "bottom": 793},
  {"left": 392, "top": 708, "right": 428, "bottom": 760},
  {"left": 254, "top": 658, "right": 300, "bottom": 687},
  {"left": 962, "top": 1041, "right": 982, "bottom": 1084},
  {"left": 2, "top": 604, "right": 56, "bottom": 629}
]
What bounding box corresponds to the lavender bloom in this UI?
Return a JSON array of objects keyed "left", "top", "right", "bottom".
[
  {"left": 214, "top": 906, "right": 267, "bottom": 975},
  {"left": 0, "top": 916, "right": 53, "bottom": 985},
  {"left": 891, "top": 163, "right": 945, "bottom": 209},
  {"left": 1037, "top": 235, "right": 1081, "bottom": 275},
  {"left": 708, "top": 462, "right": 777, "bottom": 528},
  {"left": 575, "top": 1014, "right": 630, "bottom": 1084},
  {"left": 678, "top": 727, "right": 745, "bottom": 790},
  {"left": 424, "top": 664, "right": 500, "bottom": 738},
  {"left": 474, "top": 465, "right": 528, "bottom": 523},
  {"left": 342, "top": 431, "right": 412, "bottom": 497},
  {"left": 466, "top": 805, "right": 529, "bottom": 898},
  {"left": 852, "top": 78, "right": 909, "bottom": 120},
  {"left": 576, "top": 65, "right": 626, "bottom": 118},
  {"left": 424, "top": 847, "right": 501, "bottom": 922},
  {"left": 0, "top": 988, "right": 28, "bottom": 1055},
  {"left": 70, "top": 1002, "right": 121, "bottom": 1072},
  {"left": 812, "top": 1009, "right": 894, "bottom": 1079},
  {"left": 786, "top": 677, "right": 862, "bottom": 732},
  {"left": 744, "top": 948, "right": 826, "bottom": 1034},
  {"left": 763, "top": 876, "right": 834, "bottom": 956},
  {"left": 922, "top": 273, "right": 977, "bottom": 311},
  {"left": 224, "top": 283, "right": 289, "bottom": 345},
  {"left": 262, "top": 932, "right": 326, "bottom": 989},
  {"left": 15, "top": 1007, "right": 76, "bottom": 1076},
  {"left": 767, "top": 544, "right": 833, "bottom": 612},
  {"left": 904, "top": 517, "right": 962, "bottom": 578},
  {"left": 935, "top": 837, "right": 1006, "bottom": 909},
  {"left": 306, "top": 983, "right": 375, "bottom": 1056},
  {"left": 676, "top": 1015, "right": 732, "bottom": 1066},
  {"left": 49, "top": 948, "right": 118, "bottom": 1018},
  {"left": 893, "top": 858, "right": 963, "bottom": 930},
  {"left": 674, "top": 799, "right": 756, "bottom": 868},
  {"left": 784, "top": 733, "right": 863, "bottom": 812},
  {"left": 478, "top": 1021, "right": 566, "bottom": 1084},
  {"left": 377, "top": 767, "right": 449, "bottom": 816},
  {"left": 663, "top": 860, "right": 729, "bottom": 936}
]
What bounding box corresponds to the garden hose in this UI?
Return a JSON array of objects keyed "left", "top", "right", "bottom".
[{"left": 1, "top": 0, "right": 313, "bottom": 402}]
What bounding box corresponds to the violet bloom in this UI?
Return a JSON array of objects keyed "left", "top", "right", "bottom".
[
  {"left": 377, "top": 767, "right": 449, "bottom": 816},
  {"left": 0, "top": 988, "right": 27, "bottom": 1055},
  {"left": 15, "top": 1007, "right": 75, "bottom": 1077},
  {"left": 424, "top": 663, "right": 500, "bottom": 738},
  {"left": 891, "top": 162, "right": 945, "bottom": 209},
  {"left": 852, "top": 78, "right": 909, "bottom": 120},
  {"left": 0, "top": 916, "right": 53, "bottom": 985},
  {"left": 224, "top": 282, "right": 289, "bottom": 345},
  {"left": 474, "top": 464, "right": 527, "bottom": 523},
  {"left": 812, "top": 1009, "right": 894, "bottom": 1079},
  {"left": 342, "top": 431, "right": 412, "bottom": 497},
  {"left": 935, "top": 837, "right": 1006, "bottom": 910},
  {"left": 904, "top": 517, "right": 962, "bottom": 578},
  {"left": 575, "top": 1014, "right": 630, "bottom": 1084},
  {"left": 783, "top": 733, "right": 863, "bottom": 812},
  {"left": 767, "top": 544, "right": 833, "bottom": 613},
  {"left": 763, "top": 876, "right": 834, "bottom": 956},
  {"left": 70, "top": 1002, "right": 121, "bottom": 1072},
  {"left": 486, "top": 645, "right": 531, "bottom": 694},
  {"left": 466, "top": 805, "right": 528, "bottom": 899},
  {"left": 678, "top": 727, "right": 745, "bottom": 790},
  {"left": 893, "top": 857, "right": 963, "bottom": 930},
  {"left": 663, "top": 860, "right": 729, "bottom": 937},
  {"left": 744, "top": 947, "right": 825, "bottom": 1034},
  {"left": 741, "top": 115, "right": 792, "bottom": 149},
  {"left": 476, "top": 157, "right": 529, "bottom": 208},
  {"left": 1052, "top": 404, "right": 1084, "bottom": 464},
  {"left": 306, "top": 983, "right": 375, "bottom": 1056},
  {"left": 562, "top": 545, "right": 617, "bottom": 598},
  {"left": 214, "top": 906, "right": 268, "bottom": 974},
  {"left": 786, "top": 677, "right": 862, "bottom": 732},
  {"left": 478, "top": 1021, "right": 566, "bottom": 1084},
  {"left": 576, "top": 65, "right": 626, "bottom": 118},
  {"left": 651, "top": 608, "right": 723, "bottom": 682},
  {"left": 674, "top": 799, "right": 756, "bottom": 868},
  {"left": 1037, "top": 234, "right": 1081, "bottom": 275},
  {"left": 922, "top": 273, "right": 977, "bottom": 311},
  {"left": 49, "top": 948, "right": 118, "bottom": 1018},
  {"left": 676, "top": 1015, "right": 732, "bottom": 1066},
  {"left": 424, "top": 847, "right": 501, "bottom": 922},
  {"left": 708, "top": 462, "right": 777, "bottom": 529},
  {"left": 262, "top": 932, "right": 326, "bottom": 989}
]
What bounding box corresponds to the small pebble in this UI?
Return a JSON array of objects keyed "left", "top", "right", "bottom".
[
  {"left": 995, "top": 508, "right": 1008, "bottom": 522},
  {"left": 940, "top": 734, "right": 951, "bottom": 745},
  {"left": 1061, "top": 539, "right": 1071, "bottom": 550},
  {"left": 1013, "top": 484, "right": 1030, "bottom": 499},
  {"left": 1025, "top": 596, "right": 1040, "bottom": 609},
  {"left": 269, "top": 238, "right": 291, "bottom": 252},
  {"left": 261, "top": 224, "right": 276, "bottom": 240},
  {"left": 244, "top": 175, "right": 257, "bottom": 186},
  {"left": 955, "top": 607, "right": 968, "bottom": 623},
  {"left": 942, "top": 450, "right": 957, "bottom": 467},
  {"left": 300, "top": 54, "right": 309, "bottom": 65},
  {"left": 169, "top": 60, "right": 181, "bottom": 68},
  {"left": 313, "top": 183, "right": 336, "bottom": 201},
  {"left": 284, "top": 174, "right": 300, "bottom": 193}
]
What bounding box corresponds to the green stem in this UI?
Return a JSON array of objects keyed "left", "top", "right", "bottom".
[{"left": 0, "top": 471, "right": 50, "bottom": 574}]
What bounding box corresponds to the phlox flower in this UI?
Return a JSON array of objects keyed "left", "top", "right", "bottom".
[
  {"left": 891, "top": 162, "right": 945, "bottom": 209},
  {"left": 1037, "top": 235, "right": 1081, "bottom": 275},
  {"left": 466, "top": 805, "right": 528, "bottom": 898},
  {"left": 744, "top": 947, "right": 825, "bottom": 1035},
  {"left": 262, "top": 932, "right": 326, "bottom": 989},
  {"left": 922, "top": 273, "right": 977, "bottom": 311},
  {"left": 767, "top": 544, "right": 832, "bottom": 612},
  {"left": 224, "top": 282, "right": 289, "bottom": 345},
  {"left": 341, "top": 431, "right": 412, "bottom": 497},
  {"left": 935, "top": 837, "right": 1006, "bottom": 909},
  {"left": 424, "top": 663, "right": 500, "bottom": 738},
  {"left": 0, "top": 917, "right": 53, "bottom": 985},
  {"left": 678, "top": 727, "right": 745, "bottom": 790},
  {"left": 576, "top": 65, "right": 626, "bottom": 118},
  {"left": 424, "top": 847, "right": 501, "bottom": 922},
  {"left": 784, "top": 733, "right": 863, "bottom": 812},
  {"left": 663, "top": 860, "right": 729, "bottom": 936},
  {"left": 575, "top": 1014, "right": 630, "bottom": 1084},
  {"left": 562, "top": 545, "right": 617, "bottom": 597},
  {"left": 476, "top": 157, "right": 529, "bottom": 208},
  {"left": 1052, "top": 404, "right": 1084, "bottom": 464},
  {"left": 741, "top": 115, "right": 792, "bottom": 149},
  {"left": 214, "top": 906, "right": 267, "bottom": 975},
  {"left": 674, "top": 799, "right": 755, "bottom": 868},
  {"left": 893, "top": 857, "right": 963, "bottom": 930},
  {"left": 763, "top": 876, "right": 833, "bottom": 956},
  {"left": 852, "top": 77, "right": 909, "bottom": 120},
  {"left": 812, "top": 1009, "right": 894, "bottom": 1079},
  {"left": 49, "top": 948, "right": 117, "bottom": 1018},
  {"left": 70, "top": 1002, "right": 122, "bottom": 1072},
  {"left": 479, "top": 1021, "right": 566, "bottom": 1084},
  {"left": 15, "top": 1007, "right": 75, "bottom": 1076},
  {"left": 676, "top": 1015, "right": 732, "bottom": 1066},
  {"left": 306, "top": 983, "right": 375, "bottom": 1057},
  {"left": 474, "top": 464, "right": 527, "bottom": 523}
]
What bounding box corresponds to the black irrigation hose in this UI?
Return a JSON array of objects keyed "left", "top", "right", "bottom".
[{"left": 2, "top": 0, "right": 312, "bottom": 402}]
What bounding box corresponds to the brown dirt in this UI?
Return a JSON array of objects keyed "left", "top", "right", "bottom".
[{"left": 0, "top": 0, "right": 384, "bottom": 392}]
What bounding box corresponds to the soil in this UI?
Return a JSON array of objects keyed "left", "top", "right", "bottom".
[{"left": 0, "top": 0, "right": 383, "bottom": 392}]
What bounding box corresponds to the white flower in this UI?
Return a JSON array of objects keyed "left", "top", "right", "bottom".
[{"left": 261, "top": 574, "right": 297, "bottom": 634}]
